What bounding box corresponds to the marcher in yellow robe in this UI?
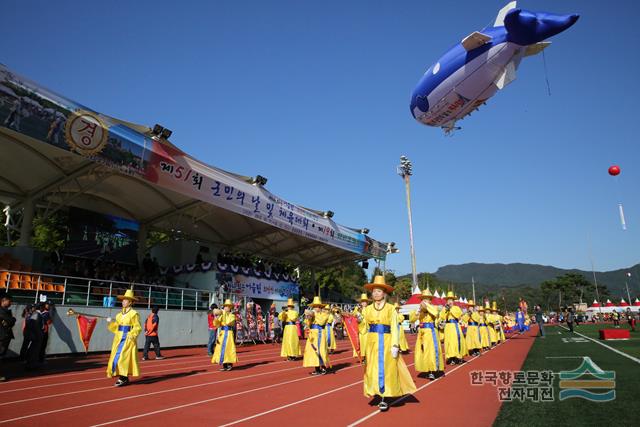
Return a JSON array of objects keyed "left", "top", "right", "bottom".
[
  {"left": 478, "top": 305, "right": 491, "bottom": 350},
  {"left": 352, "top": 293, "right": 370, "bottom": 360},
  {"left": 410, "top": 288, "right": 444, "bottom": 380},
  {"left": 463, "top": 300, "right": 482, "bottom": 357},
  {"left": 303, "top": 296, "right": 331, "bottom": 374},
  {"left": 439, "top": 291, "right": 467, "bottom": 364},
  {"left": 323, "top": 305, "right": 337, "bottom": 353},
  {"left": 279, "top": 298, "right": 301, "bottom": 360},
  {"left": 486, "top": 302, "right": 498, "bottom": 346},
  {"left": 394, "top": 303, "right": 410, "bottom": 353},
  {"left": 106, "top": 289, "right": 142, "bottom": 387},
  {"left": 491, "top": 302, "right": 506, "bottom": 342},
  {"left": 212, "top": 299, "right": 238, "bottom": 371},
  {"left": 360, "top": 276, "right": 416, "bottom": 412}
]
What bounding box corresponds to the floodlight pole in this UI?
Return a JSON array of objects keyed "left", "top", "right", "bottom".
[{"left": 398, "top": 156, "right": 418, "bottom": 289}]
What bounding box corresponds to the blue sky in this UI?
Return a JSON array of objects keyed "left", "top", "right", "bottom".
[{"left": 2, "top": 0, "right": 638, "bottom": 276}]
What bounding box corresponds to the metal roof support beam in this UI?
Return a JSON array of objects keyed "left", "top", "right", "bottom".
[
  {"left": 0, "top": 176, "right": 24, "bottom": 194},
  {"left": 142, "top": 200, "right": 202, "bottom": 225},
  {"left": 12, "top": 161, "right": 98, "bottom": 210}
]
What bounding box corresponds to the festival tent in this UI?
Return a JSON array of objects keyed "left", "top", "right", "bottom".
[
  {"left": 634, "top": 298, "right": 640, "bottom": 307},
  {"left": 399, "top": 284, "right": 422, "bottom": 314},
  {"left": 604, "top": 299, "right": 615, "bottom": 307},
  {"left": 619, "top": 298, "right": 629, "bottom": 307},
  {"left": 589, "top": 299, "right": 600, "bottom": 308}
]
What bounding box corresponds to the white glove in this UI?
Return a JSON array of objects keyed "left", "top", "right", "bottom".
[
  {"left": 391, "top": 346, "right": 399, "bottom": 359},
  {"left": 106, "top": 317, "right": 112, "bottom": 323}
]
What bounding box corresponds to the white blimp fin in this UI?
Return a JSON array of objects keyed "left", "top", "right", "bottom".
[
  {"left": 494, "top": 1, "right": 517, "bottom": 27},
  {"left": 619, "top": 203, "right": 627, "bottom": 230},
  {"left": 461, "top": 31, "right": 492, "bottom": 51},
  {"left": 524, "top": 42, "right": 551, "bottom": 57},
  {"left": 495, "top": 61, "right": 517, "bottom": 89}
]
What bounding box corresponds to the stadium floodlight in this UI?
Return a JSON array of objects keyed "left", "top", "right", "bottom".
[
  {"left": 161, "top": 128, "right": 173, "bottom": 139},
  {"left": 397, "top": 155, "right": 418, "bottom": 288},
  {"left": 323, "top": 210, "right": 334, "bottom": 219},
  {"left": 360, "top": 228, "right": 369, "bottom": 234},
  {"left": 252, "top": 175, "right": 268, "bottom": 186}
]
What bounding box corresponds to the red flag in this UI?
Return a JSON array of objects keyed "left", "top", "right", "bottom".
[
  {"left": 76, "top": 315, "right": 98, "bottom": 353},
  {"left": 342, "top": 314, "right": 361, "bottom": 361}
]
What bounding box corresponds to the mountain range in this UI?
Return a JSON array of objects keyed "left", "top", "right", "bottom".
[{"left": 431, "top": 262, "right": 640, "bottom": 297}]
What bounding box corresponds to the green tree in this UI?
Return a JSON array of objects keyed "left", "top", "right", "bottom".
[{"left": 31, "top": 212, "right": 67, "bottom": 253}]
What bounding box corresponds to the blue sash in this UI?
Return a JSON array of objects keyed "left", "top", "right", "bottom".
[
  {"left": 311, "top": 324, "right": 324, "bottom": 366},
  {"left": 369, "top": 324, "right": 390, "bottom": 393},
  {"left": 219, "top": 326, "right": 232, "bottom": 364},
  {"left": 112, "top": 325, "right": 131, "bottom": 374},
  {"left": 419, "top": 322, "right": 435, "bottom": 328},
  {"left": 326, "top": 324, "right": 332, "bottom": 347}
]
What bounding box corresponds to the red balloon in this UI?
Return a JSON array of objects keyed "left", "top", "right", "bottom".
[{"left": 608, "top": 165, "right": 620, "bottom": 176}]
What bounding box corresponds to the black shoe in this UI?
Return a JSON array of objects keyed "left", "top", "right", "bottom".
[
  {"left": 115, "top": 377, "right": 129, "bottom": 387},
  {"left": 155, "top": 356, "right": 165, "bottom": 360},
  {"left": 378, "top": 401, "right": 389, "bottom": 412},
  {"left": 320, "top": 368, "right": 327, "bottom": 375},
  {"left": 225, "top": 365, "right": 233, "bottom": 371},
  {"left": 428, "top": 373, "right": 435, "bottom": 380}
]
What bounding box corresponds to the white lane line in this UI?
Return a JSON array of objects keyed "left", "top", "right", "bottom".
[
  {"left": 347, "top": 339, "right": 510, "bottom": 426},
  {"left": 0, "top": 350, "right": 293, "bottom": 406},
  {"left": 0, "top": 342, "right": 341, "bottom": 387},
  {"left": 89, "top": 358, "right": 366, "bottom": 427},
  {"left": 218, "top": 360, "right": 416, "bottom": 427},
  {"left": 0, "top": 341, "right": 352, "bottom": 393},
  {"left": 0, "top": 355, "right": 355, "bottom": 424},
  {"left": 557, "top": 325, "right": 640, "bottom": 364},
  {"left": 217, "top": 381, "right": 362, "bottom": 426}
]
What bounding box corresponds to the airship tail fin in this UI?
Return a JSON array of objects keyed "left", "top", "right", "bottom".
[
  {"left": 524, "top": 41, "right": 551, "bottom": 57},
  {"left": 494, "top": 1, "right": 517, "bottom": 27},
  {"left": 495, "top": 61, "right": 517, "bottom": 89}
]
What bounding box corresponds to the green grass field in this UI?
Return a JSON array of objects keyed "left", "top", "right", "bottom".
[{"left": 494, "top": 324, "right": 639, "bottom": 427}]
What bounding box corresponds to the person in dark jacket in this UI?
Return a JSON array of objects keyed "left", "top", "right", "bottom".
[
  {"left": 0, "top": 292, "right": 16, "bottom": 381},
  {"left": 39, "top": 302, "right": 53, "bottom": 363},
  {"left": 534, "top": 305, "right": 545, "bottom": 338},
  {"left": 142, "top": 306, "right": 164, "bottom": 360},
  {"left": 19, "top": 304, "right": 34, "bottom": 360},
  {"left": 566, "top": 307, "right": 575, "bottom": 333},
  {"left": 24, "top": 304, "right": 44, "bottom": 370}
]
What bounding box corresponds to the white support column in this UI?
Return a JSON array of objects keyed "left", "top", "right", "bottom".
[{"left": 18, "top": 197, "right": 35, "bottom": 247}]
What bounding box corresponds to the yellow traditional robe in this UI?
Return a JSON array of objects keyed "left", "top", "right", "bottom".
[
  {"left": 497, "top": 314, "right": 506, "bottom": 341},
  {"left": 303, "top": 311, "right": 331, "bottom": 367},
  {"left": 410, "top": 303, "right": 444, "bottom": 373},
  {"left": 106, "top": 308, "right": 142, "bottom": 378},
  {"left": 279, "top": 309, "right": 301, "bottom": 358},
  {"left": 397, "top": 313, "right": 409, "bottom": 352},
  {"left": 479, "top": 313, "right": 491, "bottom": 348},
  {"left": 464, "top": 311, "right": 482, "bottom": 351},
  {"left": 439, "top": 305, "right": 467, "bottom": 359},
  {"left": 211, "top": 311, "right": 238, "bottom": 364},
  {"left": 352, "top": 307, "right": 368, "bottom": 358},
  {"left": 362, "top": 303, "right": 417, "bottom": 398},
  {"left": 487, "top": 313, "right": 498, "bottom": 344},
  {"left": 325, "top": 313, "right": 337, "bottom": 351}
]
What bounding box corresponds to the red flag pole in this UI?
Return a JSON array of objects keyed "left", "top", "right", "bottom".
[{"left": 342, "top": 315, "right": 362, "bottom": 363}]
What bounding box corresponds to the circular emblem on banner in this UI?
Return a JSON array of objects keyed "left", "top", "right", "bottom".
[{"left": 65, "top": 110, "right": 108, "bottom": 156}]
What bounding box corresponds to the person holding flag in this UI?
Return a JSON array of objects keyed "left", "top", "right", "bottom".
[
  {"left": 302, "top": 296, "right": 331, "bottom": 375},
  {"left": 409, "top": 288, "right": 443, "bottom": 380},
  {"left": 279, "top": 298, "right": 301, "bottom": 361},
  {"left": 352, "top": 293, "right": 370, "bottom": 361},
  {"left": 211, "top": 299, "right": 238, "bottom": 371},
  {"left": 105, "top": 289, "right": 142, "bottom": 387},
  {"left": 462, "top": 300, "right": 482, "bottom": 357},
  {"left": 359, "top": 276, "right": 416, "bottom": 411},
  {"left": 439, "top": 291, "right": 467, "bottom": 365}
]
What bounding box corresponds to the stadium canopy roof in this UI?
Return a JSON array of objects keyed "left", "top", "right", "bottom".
[{"left": 0, "top": 64, "right": 388, "bottom": 268}]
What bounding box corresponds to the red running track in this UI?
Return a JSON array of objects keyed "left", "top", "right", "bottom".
[{"left": 0, "top": 329, "right": 536, "bottom": 426}]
